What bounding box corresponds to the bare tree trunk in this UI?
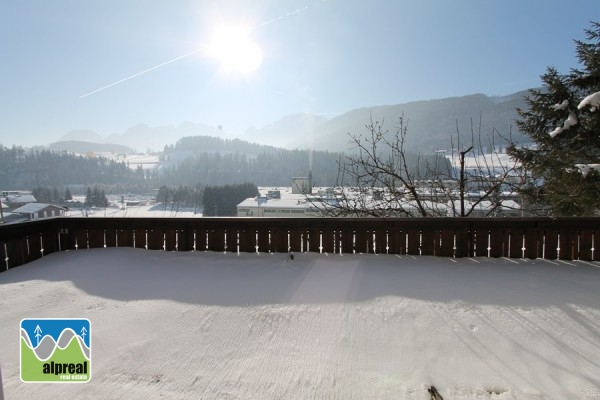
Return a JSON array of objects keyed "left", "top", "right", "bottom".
[{"left": 459, "top": 146, "right": 473, "bottom": 217}]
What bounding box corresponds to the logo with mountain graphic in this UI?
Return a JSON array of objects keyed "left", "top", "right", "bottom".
[{"left": 20, "top": 318, "right": 91, "bottom": 383}]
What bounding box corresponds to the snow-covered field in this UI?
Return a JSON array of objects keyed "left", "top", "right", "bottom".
[
  {"left": 1, "top": 249, "right": 600, "bottom": 399},
  {"left": 65, "top": 204, "right": 203, "bottom": 218},
  {"left": 93, "top": 152, "right": 162, "bottom": 170}
]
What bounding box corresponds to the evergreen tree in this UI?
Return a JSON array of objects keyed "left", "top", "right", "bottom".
[
  {"left": 92, "top": 187, "right": 100, "bottom": 206},
  {"left": 52, "top": 187, "right": 61, "bottom": 203},
  {"left": 202, "top": 183, "right": 258, "bottom": 216},
  {"left": 98, "top": 189, "right": 108, "bottom": 207},
  {"left": 85, "top": 187, "right": 93, "bottom": 207},
  {"left": 508, "top": 22, "right": 600, "bottom": 216}
]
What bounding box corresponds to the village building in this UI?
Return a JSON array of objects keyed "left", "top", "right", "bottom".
[{"left": 11, "top": 203, "right": 64, "bottom": 221}]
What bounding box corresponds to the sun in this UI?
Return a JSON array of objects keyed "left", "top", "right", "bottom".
[{"left": 206, "top": 23, "right": 263, "bottom": 74}]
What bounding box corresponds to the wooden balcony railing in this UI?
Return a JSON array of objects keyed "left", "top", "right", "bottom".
[{"left": 0, "top": 217, "right": 598, "bottom": 272}]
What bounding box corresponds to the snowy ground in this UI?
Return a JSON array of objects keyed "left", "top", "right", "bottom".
[
  {"left": 1, "top": 249, "right": 600, "bottom": 399},
  {"left": 65, "top": 204, "right": 203, "bottom": 218},
  {"left": 93, "top": 152, "right": 162, "bottom": 170}
]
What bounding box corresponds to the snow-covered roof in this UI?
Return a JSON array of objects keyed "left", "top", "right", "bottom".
[
  {"left": 237, "top": 196, "right": 308, "bottom": 210},
  {"left": 240, "top": 186, "right": 523, "bottom": 217},
  {"left": 0, "top": 212, "right": 27, "bottom": 224},
  {"left": 7, "top": 194, "right": 36, "bottom": 204},
  {"left": 12, "top": 203, "right": 61, "bottom": 214},
  {"left": 238, "top": 187, "right": 312, "bottom": 210},
  {"left": 446, "top": 152, "right": 519, "bottom": 169}
]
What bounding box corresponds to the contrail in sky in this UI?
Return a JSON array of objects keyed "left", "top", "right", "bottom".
[
  {"left": 255, "top": 6, "right": 308, "bottom": 28},
  {"left": 80, "top": 48, "right": 204, "bottom": 99},
  {"left": 79, "top": 6, "right": 309, "bottom": 99}
]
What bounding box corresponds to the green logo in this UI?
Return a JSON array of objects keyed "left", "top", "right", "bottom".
[{"left": 20, "top": 318, "right": 91, "bottom": 383}]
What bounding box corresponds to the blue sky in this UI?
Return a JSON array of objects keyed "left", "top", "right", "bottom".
[{"left": 0, "top": 0, "right": 597, "bottom": 147}]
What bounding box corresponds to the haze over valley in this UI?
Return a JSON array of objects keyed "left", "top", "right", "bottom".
[{"left": 48, "top": 91, "right": 529, "bottom": 154}]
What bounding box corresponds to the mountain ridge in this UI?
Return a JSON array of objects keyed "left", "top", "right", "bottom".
[
  {"left": 48, "top": 140, "right": 135, "bottom": 154},
  {"left": 56, "top": 90, "right": 530, "bottom": 153}
]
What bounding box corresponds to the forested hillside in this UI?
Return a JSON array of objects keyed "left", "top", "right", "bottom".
[
  {"left": 165, "top": 136, "right": 281, "bottom": 156},
  {"left": 2, "top": 135, "right": 451, "bottom": 191},
  {"left": 160, "top": 147, "right": 341, "bottom": 187},
  {"left": 252, "top": 92, "right": 530, "bottom": 153},
  {"left": 0, "top": 145, "right": 145, "bottom": 189}
]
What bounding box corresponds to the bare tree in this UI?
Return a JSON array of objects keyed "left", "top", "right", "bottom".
[
  {"left": 308, "top": 115, "right": 523, "bottom": 217},
  {"left": 431, "top": 117, "right": 523, "bottom": 217}
]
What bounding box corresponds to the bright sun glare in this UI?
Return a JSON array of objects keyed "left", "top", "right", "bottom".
[{"left": 206, "top": 23, "right": 263, "bottom": 74}]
